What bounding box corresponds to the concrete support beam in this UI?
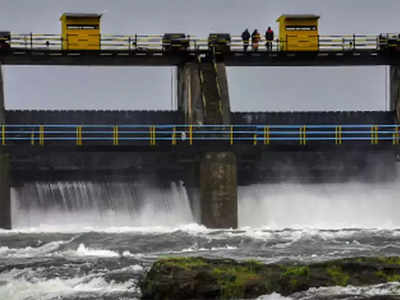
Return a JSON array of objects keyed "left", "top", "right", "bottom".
[
  {"left": 0, "top": 65, "right": 11, "bottom": 229},
  {"left": 200, "top": 152, "right": 237, "bottom": 228},
  {"left": 390, "top": 65, "right": 400, "bottom": 122},
  {"left": 178, "top": 60, "right": 238, "bottom": 228}
]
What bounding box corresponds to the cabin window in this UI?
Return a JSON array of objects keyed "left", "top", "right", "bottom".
[
  {"left": 286, "top": 25, "right": 317, "bottom": 31},
  {"left": 67, "top": 25, "right": 99, "bottom": 30}
]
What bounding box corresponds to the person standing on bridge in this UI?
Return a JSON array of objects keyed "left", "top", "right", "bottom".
[
  {"left": 251, "top": 29, "right": 261, "bottom": 51},
  {"left": 265, "top": 26, "right": 274, "bottom": 52},
  {"left": 241, "top": 29, "right": 250, "bottom": 52}
]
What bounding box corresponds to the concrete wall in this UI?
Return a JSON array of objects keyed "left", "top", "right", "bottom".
[
  {"left": 232, "top": 111, "right": 395, "bottom": 125},
  {"left": 6, "top": 110, "right": 183, "bottom": 124},
  {"left": 391, "top": 65, "right": 400, "bottom": 122},
  {"left": 0, "top": 65, "right": 11, "bottom": 229}
]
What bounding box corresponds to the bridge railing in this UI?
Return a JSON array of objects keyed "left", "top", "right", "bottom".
[
  {"left": 1, "top": 124, "right": 399, "bottom": 146},
  {"left": 8, "top": 33, "right": 384, "bottom": 52}
]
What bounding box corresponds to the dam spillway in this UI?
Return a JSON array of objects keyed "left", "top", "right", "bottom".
[{"left": 1, "top": 45, "right": 400, "bottom": 229}]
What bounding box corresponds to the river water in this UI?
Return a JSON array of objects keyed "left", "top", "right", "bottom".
[{"left": 1, "top": 180, "right": 400, "bottom": 299}]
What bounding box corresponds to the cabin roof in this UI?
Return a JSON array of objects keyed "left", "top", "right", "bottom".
[
  {"left": 277, "top": 14, "right": 320, "bottom": 22},
  {"left": 61, "top": 13, "right": 102, "bottom": 19}
]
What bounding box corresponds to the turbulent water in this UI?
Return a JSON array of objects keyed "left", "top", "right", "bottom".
[{"left": 1, "top": 180, "right": 400, "bottom": 299}]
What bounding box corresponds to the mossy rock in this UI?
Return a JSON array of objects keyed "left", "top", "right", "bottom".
[{"left": 141, "top": 256, "right": 400, "bottom": 299}]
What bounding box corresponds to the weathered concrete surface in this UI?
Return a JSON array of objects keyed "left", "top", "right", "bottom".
[
  {"left": 391, "top": 65, "right": 400, "bottom": 122},
  {"left": 178, "top": 61, "right": 238, "bottom": 228},
  {"left": 200, "top": 152, "right": 237, "bottom": 228},
  {"left": 0, "top": 65, "right": 11, "bottom": 229},
  {"left": 177, "top": 61, "right": 230, "bottom": 124},
  {"left": 232, "top": 111, "right": 395, "bottom": 125},
  {"left": 6, "top": 110, "right": 183, "bottom": 124},
  {"left": 0, "top": 65, "right": 4, "bottom": 123},
  {"left": 177, "top": 63, "right": 203, "bottom": 124}
]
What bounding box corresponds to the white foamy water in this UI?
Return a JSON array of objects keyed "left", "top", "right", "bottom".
[
  {"left": 239, "top": 181, "right": 400, "bottom": 229},
  {"left": 291, "top": 282, "right": 400, "bottom": 298},
  {"left": 0, "top": 239, "right": 73, "bottom": 258},
  {"left": 11, "top": 181, "right": 194, "bottom": 228},
  {"left": 258, "top": 293, "right": 293, "bottom": 300},
  {"left": 0, "top": 268, "right": 137, "bottom": 300},
  {"left": 74, "top": 243, "right": 120, "bottom": 257}
]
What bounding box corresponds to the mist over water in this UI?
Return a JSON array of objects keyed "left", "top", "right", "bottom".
[
  {"left": 11, "top": 164, "right": 400, "bottom": 230},
  {"left": 4, "top": 165, "right": 400, "bottom": 299},
  {"left": 239, "top": 164, "right": 400, "bottom": 229},
  {"left": 11, "top": 181, "right": 194, "bottom": 229}
]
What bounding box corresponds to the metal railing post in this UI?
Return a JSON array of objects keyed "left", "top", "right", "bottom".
[
  {"left": 172, "top": 127, "right": 176, "bottom": 145},
  {"left": 39, "top": 125, "right": 44, "bottom": 146},
  {"left": 135, "top": 34, "right": 137, "bottom": 51},
  {"left": 1, "top": 125, "right": 5, "bottom": 145},
  {"left": 113, "top": 126, "right": 119, "bottom": 145},
  {"left": 264, "top": 126, "right": 270, "bottom": 145},
  {"left": 31, "top": 130, "right": 35, "bottom": 145},
  {"left": 76, "top": 126, "right": 83, "bottom": 146}
]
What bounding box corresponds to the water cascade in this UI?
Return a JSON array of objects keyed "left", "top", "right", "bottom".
[
  {"left": 11, "top": 180, "right": 194, "bottom": 229},
  {"left": 239, "top": 179, "right": 400, "bottom": 229}
]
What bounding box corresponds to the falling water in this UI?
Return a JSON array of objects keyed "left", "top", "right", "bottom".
[
  {"left": 11, "top": 180, "right": 194, "bottom": 229},
  {"left": 239, "top": 164, "right": 400, "bottom": 229}
]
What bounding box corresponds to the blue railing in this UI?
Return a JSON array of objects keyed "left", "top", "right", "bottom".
[{"left": 0, "top": 124, "right": 399, "bottom": 146}]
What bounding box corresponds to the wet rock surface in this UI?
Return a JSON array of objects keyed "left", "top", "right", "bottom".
[{"left": 141, "top": 256, "right": 400, "bottom": 299}]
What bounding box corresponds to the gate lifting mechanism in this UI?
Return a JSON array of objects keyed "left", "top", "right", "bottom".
[{"left": 1, "top": 124, "right": 400, "bottom": 146}]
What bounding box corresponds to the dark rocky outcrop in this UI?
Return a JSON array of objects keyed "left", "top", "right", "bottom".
[{"left": 141, "top": 256, "right": 400, "bottom": 299}]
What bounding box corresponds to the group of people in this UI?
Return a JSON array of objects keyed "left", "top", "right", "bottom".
[{"left": 241, "top": 27, "right": 274, "bottom": 52}]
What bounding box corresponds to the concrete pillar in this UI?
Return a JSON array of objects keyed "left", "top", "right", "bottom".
[
  {"left": 200, "top": 152, "right": 237, "bottom": 228},
  {"left": 0, "top": 65, "right": 11, "bottom": 229},
  {"left": 390, "top": 65, "right": 400, "bottom": 122},
  {"left": 177, "top": 61, "right": 231, "bottom": 124},
  {"left": 177, "top": 63, "right": 204, "bottom": 124},
  {"left": 178, "top": 60, "right": 238, "bottom": 228}
]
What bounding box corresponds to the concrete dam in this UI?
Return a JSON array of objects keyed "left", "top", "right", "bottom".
[{"left": 1, "top": 49, "right": 400, "bottom": 230}]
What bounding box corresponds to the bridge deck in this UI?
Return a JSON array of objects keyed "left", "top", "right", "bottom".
[
  {"left": 3, "top": 33, "right": 399, "bottom": 66},
  {"left": 1, "top": 49, "right": 399, "bottom": 66}
]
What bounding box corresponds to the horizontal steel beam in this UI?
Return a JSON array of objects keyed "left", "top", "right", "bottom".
[{"left": 1, "top": 50, "right": 400, "bottom": 66}]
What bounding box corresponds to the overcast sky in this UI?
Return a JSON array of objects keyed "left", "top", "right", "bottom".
[{"left": 0, "top": 0, "right": 399, "bottom": 111}]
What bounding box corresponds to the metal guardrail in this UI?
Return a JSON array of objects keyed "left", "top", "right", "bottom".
[
  {"left": 8, "top": 33, "right": 387, "bottom": 52},
  {"left": 1, "top": 124, "right": 400, "bottom": 146}
]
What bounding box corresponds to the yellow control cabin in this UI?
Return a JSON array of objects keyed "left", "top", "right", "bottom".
[
  {"left": 276, "top": 14, "right": 319, "bottom": 51},
  {"left": 60, "top": 13, "right": 102, "bottom": 50}
]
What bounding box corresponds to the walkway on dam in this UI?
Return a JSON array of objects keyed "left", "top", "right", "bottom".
[
  {"left": 1, "top": 123, "right": 400, "bottom": 150},
  {"left": 1, "top": 33, "right": 400, "bottom": 66}
]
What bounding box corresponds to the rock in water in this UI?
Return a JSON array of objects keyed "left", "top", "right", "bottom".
[{"left": 141, "top": 256, "right": 400, "bottom": 299}]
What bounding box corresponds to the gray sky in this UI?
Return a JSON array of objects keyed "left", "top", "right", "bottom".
[{"left": 0, "top": 0, "right": 398, "bottom": 111}]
